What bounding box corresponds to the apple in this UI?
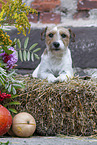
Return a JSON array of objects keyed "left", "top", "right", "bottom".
[{"left": 12, "top": 112, "right": 36, "bottom": 137}]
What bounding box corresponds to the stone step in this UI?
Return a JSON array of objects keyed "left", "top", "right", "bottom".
[{"left": 16, "top": 68, "right": 97, "bottom": 79}]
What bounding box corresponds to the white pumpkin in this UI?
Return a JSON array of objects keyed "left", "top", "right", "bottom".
[{"left": 12, "top": 112, "right": 36, "bottom": 137}]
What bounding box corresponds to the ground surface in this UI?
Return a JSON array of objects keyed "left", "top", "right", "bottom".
[{"left": 0, "top": 136, "right": 97, "bottom": 145}]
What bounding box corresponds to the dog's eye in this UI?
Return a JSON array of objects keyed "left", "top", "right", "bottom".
[
  {"left": 61, "top": 34, "right": 66, "bottom": 38},
  {"left": 48, "top": 33, "right": 54, "bottom": 38}
]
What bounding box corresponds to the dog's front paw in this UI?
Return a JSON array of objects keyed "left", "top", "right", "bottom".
[
  {"left": 47, "top": 76, "right": 59, "bottom": 83},
  {"left": 57, "top": 74, "right": 68, "bottom": 82}
]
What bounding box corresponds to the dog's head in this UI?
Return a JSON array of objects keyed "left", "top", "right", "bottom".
[{"left": 41, "top": 26, "right": 75, "bottom": 52}]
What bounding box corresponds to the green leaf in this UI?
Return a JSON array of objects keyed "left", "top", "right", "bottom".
[
  {"left": 29, "top": 43, "right": 38, "bottom": 51},
  {"left": 23, "top": 50, "right": 26, "bottom": 61},
  {"left": 8, "top": 70, "right": 15, "bottom": 77},
  {"left": 0, "top": 78, "right": 4, "bottom": 85},
  {"left": 19, "top": 50, "right": 23, "bottom": 61},
  {"left": 27, "top": 51, "right": 30, "bottom": 61},
  {"left": 8, "top": 108, "right": 17, "bottom": 113},
  {"left": 31, "top": 52, "right": 34, "bottom": 61},
  {"left": 34, "top": 53, "right": 40, "bottom": 60},
  {"left": 13, "top": 38, "right": 17, "bottom": 44},
  {"left": 8, "top": 84, "right": 11, "bottom": 93},
  {"left": 13, "top": 83, "right": 24, "bottom": 87},
  {"left": 2, "top": 47, "right": 13, "bottom": 55},
  {"left": 33, "top": 48, "right": 41, "bottom": 53},
  {"left": 4, "top": 101, "right": 21, "bottom": 107},
  {"left": 17, "top": 39, "right": 21, "bottom": 49},
  {"left": 0, "top": 67, "right": 7, "bottom": 75},
  {"left": 5, "top": 83, "right": 9, "bottom": 89},
  {"left": 24, "top": 37, "right": 29, "bottom": 49},
  {"left": 12, "top": 79, "right": 23, "bottom": 84},
  {"left": 16, "top": 51, "right": 18, "bottom": 60},
  {"left": 0, "top": 141, "right": 10, "bottom": 145},
  {"left": 0, "top": 75, "right": 6, "bottom": 83},
  {"left": 12, "top": 87, "right": 16, "bottom": 95},
  {"left": 11, "top": 38, "right": 17, "bottom": 47},
  {"left": 10, "top": 94, "right": 18, "bottom": 99}
]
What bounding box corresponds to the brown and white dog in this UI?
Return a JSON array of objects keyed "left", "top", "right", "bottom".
[{"left": 32, "top": 26, "right": 75, "bottom": 83}]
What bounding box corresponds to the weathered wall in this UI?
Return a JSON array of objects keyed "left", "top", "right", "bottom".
[{"left": 60, "top": 0, "right": 78, "bottom": 18}]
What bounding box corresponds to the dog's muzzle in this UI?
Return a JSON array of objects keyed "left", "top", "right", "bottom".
[{"left": 51, "top": 42, "right": 60, "bottom": 51}]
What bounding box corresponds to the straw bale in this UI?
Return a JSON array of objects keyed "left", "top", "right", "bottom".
[{"left": 3, "top": 75, "right": 97, "bottom": 136}]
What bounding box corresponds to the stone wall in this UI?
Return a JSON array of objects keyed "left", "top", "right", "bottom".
[
  {"left": 23, "top": 0, "right": 97, "bottom": 23},
  {"left": 7, "top": 27, "right": 97, "bottom": 72},
  {"left": 1, "top": 0, "right": 97, "bottom": 23}
]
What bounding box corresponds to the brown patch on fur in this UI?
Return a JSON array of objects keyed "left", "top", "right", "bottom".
[
  {"left": 59, "top": 28, "right": 70, "bottom": 47},
  {"left": 41, "top": 27, "right": 48, "bottom": 40},
  {"left": 43, "top": 48, "right": 48, "bottom": 55},
  {"left": 68, "top": 28, "right": 75, "bottom": 42}
]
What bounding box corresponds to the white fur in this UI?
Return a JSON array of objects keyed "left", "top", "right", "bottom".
[{"left": 32, "top": 26, "right": 73, "bottom": 83}]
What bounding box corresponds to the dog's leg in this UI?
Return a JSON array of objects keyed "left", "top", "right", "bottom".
[
  {"left": 57, "top": 72, "right": 73, "bottom": 82},
  {"left": 46, "top": 73, "right": 59, "bottom": 83},
  {"left": 32, "top": 64, "right": 40, "bottom": 78},
  {"left": 39, "top": 72, "right": 59, "bottom": 83}
]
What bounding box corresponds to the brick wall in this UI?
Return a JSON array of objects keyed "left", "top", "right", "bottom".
[
  {"left": 74, "top": 0, "right": 97, "bottom": 19},
  {"left": 27, "top": 0, "right": 97, "bottom": 22},
  {"left": 1, "top": 0, "right": 97, "bottom": 23},
  {"left": 29, "top": 0, "right": 61, "bottom": 24}
]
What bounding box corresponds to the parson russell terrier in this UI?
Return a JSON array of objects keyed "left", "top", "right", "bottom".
[{"left": 32, "top": 26, "right": 75, "bottom": 83}]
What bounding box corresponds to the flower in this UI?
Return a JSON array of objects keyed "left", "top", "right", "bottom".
[
  {"left": 0, "top": 91, "right": 11, "bottom": 101},
  {"left": 0, "top": 47, "right": 18, "bottom": 69},
  {"left": 0, "top": 29, "right": 12, "bottom": 46}
]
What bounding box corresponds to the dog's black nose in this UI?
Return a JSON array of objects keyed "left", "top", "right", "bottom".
[{"left": 53, "top": 42, "right": 60, "bottom": 48}]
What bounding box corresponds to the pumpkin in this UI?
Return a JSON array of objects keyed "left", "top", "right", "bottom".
[
  {"left": 0, "top": 105, "right": 12, "bottom": 136},
  {"left": 12, "top": 112, "right": 36, "bottom": 137}
]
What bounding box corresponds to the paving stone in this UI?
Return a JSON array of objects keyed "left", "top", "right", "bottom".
[
  {"left": 78, "top": 0, "right": 97, "bottom": 10},
  {"left": 0, "top": 136, "right": 97, "bottom": 145}
]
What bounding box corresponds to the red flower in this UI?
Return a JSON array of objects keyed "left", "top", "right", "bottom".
[{"left": 0, "top": 91, "right": 11, "bottom": 101}]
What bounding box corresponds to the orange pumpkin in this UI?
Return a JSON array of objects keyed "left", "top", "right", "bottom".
[{"left": 0, "top": 105, "right": 12, "bottom": 136}]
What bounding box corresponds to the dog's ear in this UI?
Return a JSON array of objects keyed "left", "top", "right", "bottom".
[
  {"left": 41, "top": 27, "right": 48, "bottom": 41},
  {"left": 68, "top": 28, "right": 75, "bottom": 42}
]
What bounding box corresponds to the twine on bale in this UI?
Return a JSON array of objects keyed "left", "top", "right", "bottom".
[{"left": 2, "top": 75, "right": 97, "bottom": 136}]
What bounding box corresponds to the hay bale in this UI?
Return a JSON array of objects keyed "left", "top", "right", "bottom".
[{"left": 3, "top": 75, "right": 97, "bottom": 136}]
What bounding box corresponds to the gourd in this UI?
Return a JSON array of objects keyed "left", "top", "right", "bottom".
[
  {"left": 12, "top": 112, "right": 36, "bottom": 137},
  {"left": 0, "top": 105, "right": 12, "bottom": 136}
]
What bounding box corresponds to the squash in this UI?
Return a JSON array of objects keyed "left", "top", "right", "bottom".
[
  {"left": 0, "top": 105, "right": 12, "bottom": 136},
  {"left": 12, "top": 112, "right": 36, "bottom": 137}
]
